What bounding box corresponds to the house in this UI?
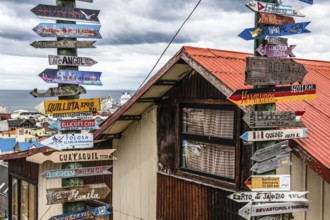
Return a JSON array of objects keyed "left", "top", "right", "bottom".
[
  {"left": 7, "top": 119, "right": 36, "bottom": 130},
  {"left": 93, "top": 46, "right": 330, "bottom": 220}
]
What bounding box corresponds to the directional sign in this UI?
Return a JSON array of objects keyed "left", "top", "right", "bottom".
[
  {"left": 33, "top": 23, "right": 102, "bottom": 39},
  {"left": 243, "top": 111, "right": 305, "bottom": 128},
  {"left": 266, "top": 36, "right": 288, "bottom": 45},
  {"left": 35, "top": 98, "right": 100, "bottom": 114},
  {"left": 245, "top": 175, "right": 291, "bottom": 191},
  {"left": 39, "top": 69, "right": 102, "bottom": 86},
  {"left": 240, "top": 128, "right": 308, "bottom": 143},
  {"left": 30, "top": 40, "right": 96, "bottom": 49},
  {"left": 227, "top": 84, "right": 316, "bottom": 106},
  {"left": 42, "top": 165, "right": 112, "bottom": 179},
  {"left": 239, "top": 202, "right": 310, "bottom": 220},
  {"left": 31, "top": 4, "right": 100, "bottom": 23},
  {"left": 238, "top": 22, "right": 311, "bottom": 41},
  {"left": 250, "top": 154, "right": 292, "bottom": 174},
  {"left": 228, "top": 191, "right": 308, "bottom": 203},
  {"left": 258, "top": 12, "right": 295, "bottom": 25},
  {"left": 256, "top": 44, "right": 296, "bottom": 58},
  {"left": 251, "top": 141, "right": 292, "bottom": 162},
  {"left": 48, "top": 119, "right": 100, "bottom": 131},
  {"left": 48, "top": 55, "right": 97, "bottom": 67},
  {"left": 245, "top": 57, "right": 307, "bottom": 85},
  {"left": 29, "top": 86, "right": 87, "bottom": 98},
  {"left": 26, "top": 149, "right": 116, "bottom": 164},
  {"left": 48, "top": 205, "right": 110, "bottom": 220},
  {"left": 46, "top": 183, "right": 111, "bottom": 205},
  {"left": 259, "top": 214, "right": 294, "bottom": 220},
  {"left": 52, "top": 112, "right": 94, "bottom": 120},
  {"left": 79, "top": 0, "right": 93, "bottom": 2},
  {"left": 299, "top": 0, "right": 313, "bottom": 4},
  {"left": 40, "top": 133, "right": 94, "bottom": 150},
  {"left": 92, "top": 205, "right": 111, "bottom": 216},
  {"left": 246, "top": 1, "right": 305, "bottom": 17}
]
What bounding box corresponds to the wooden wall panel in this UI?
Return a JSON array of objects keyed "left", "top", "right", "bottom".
[
  {"left": 324, "top": 181, "right": 330, "bottom": 220},
  {"left": 9, "top": 158, "right": 39, "bottom": 184},
  {"left": 306, "top": 167, "right": 322, "bottom": 220}
]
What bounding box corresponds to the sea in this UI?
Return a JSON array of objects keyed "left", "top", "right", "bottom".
[{"left": 0, "top": 90, "right": 135, "bottom": 112}]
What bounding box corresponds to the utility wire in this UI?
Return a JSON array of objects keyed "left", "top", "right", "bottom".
[{"left": 136, "top": 0, "right": 202, "bottom": 91}]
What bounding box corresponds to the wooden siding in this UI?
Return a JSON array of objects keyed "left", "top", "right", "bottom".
[{"left": 9, "top": 158, "right": 38, "bottom": 184}]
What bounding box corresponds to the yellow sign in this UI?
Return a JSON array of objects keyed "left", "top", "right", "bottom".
[
  {"left": 38, "top": 98, "right": 100, "bottom": 114},
  {"left": 245, "top": 175, "right": 291, "bottom": 191}
]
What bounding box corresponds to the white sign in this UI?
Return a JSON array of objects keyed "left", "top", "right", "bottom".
[
  {"left": 240, "top": 128, "right": 308, "bottom": 142},
  {"left": 228, "top": 191, "right": 309, "bottom": 203},
  {"left": 40, "top": 133, "right": 93, "bottom": 149}
]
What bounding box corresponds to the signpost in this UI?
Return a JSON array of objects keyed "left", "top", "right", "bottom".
[
  {"left": 246, "top": 1, "right": 305, "bottom": 17},
  {"left": 250, "top": 154, "right": 292, "bottom": 174},
  {"left": 41, "top": 165, "right": 112, "bottom": 179},
  {"left": 46, "top": 183, "right": 111, "bottom": 205},
  {"left": 256, "top": 44, "right": 296, "bottom": 58},
  {"left": 258, "top": 13, "right": 295, "bottom": 25},
  {"left": 48, "top": 119, "right": 100, "bottom": 131},
  {"left": 33, "top": 23, "right": 102, "bottom": 39},
  {"left": 238, "top": 22, "right": 311, "bottom": 40},
  {"left": 245, "top": 175, "right": 291, "bottom": 191},
  {"left": 48, "top": 205, "right": 111, "bottom": 220},
  {"left": 228, "top": 191, "right": 308, "bottom": 203},
  {"left": 26, "top": 149, "right": 116, "bottom": 164},
  {"left": 238, "top": 201, "right": 310, "bottom": 220},
  {"left": 29, "top": 86, "right": 87, "bottom": 98},
  {"left": 31, "top": 4, "right": 100, "bottom": 23},
  {"left": 48, "top": 55, "right": 97, "bottom": 66},
  {"left": 39, "top": 69, "right": 102, "bottom": 86},
  {"left": 227, "top": 84, "right": 316, "bottom": 106},
  {"left": 30, "top": 40, "right": 96, "bottom": 49},
  {"left": 40, "top": 133, "right": 94, "bottom": 149},
  {"left": 250, "top": 141, "right": 292, "bottom": 162}
]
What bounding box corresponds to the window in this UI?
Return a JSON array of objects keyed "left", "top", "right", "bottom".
[{"left": 180, "top": 104, "right": 236, "bottom": 180}]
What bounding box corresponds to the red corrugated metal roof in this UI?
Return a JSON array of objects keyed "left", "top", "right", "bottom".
[{"left": 183, "top": 46, "right": 330, "bottom": 169}]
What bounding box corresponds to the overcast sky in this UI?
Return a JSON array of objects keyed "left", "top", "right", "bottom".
[{"left": 0, "top": 0, "right": 329, "bottom": 90}]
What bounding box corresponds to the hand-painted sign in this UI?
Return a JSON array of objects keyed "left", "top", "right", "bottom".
[
  {"left": 239, "top": 201, "right": 310, "bottom": 220},
  {"left": 242, "top": 111, "right": 305, "bottom": 128},
  {"left": 258, "top": 12, "right": 295, "bottom": 25},
  {"left": 40, "top": 133, "right": 94, "bottom": 150},
  {"left": 246, "top": 1, "right": 305, "bottom": 17},
  {"left": 259, "top": 214, "right": 294, "bottom": 220},
  {"left": 33, "top": 23, "right": 102, "bottom": 39},
  {"left": 227, "top": 84, "right": 316, "bottom": 106},
  {"left": 42, "top": 165, "right": 112, "bottom": 179},
  {"left": 26, "top": 149, "right": 116, "bottom": 164},
  {"left": 29, "top": 86, "right": 87, "bottom": 98},
  {"left": 79, "top": 0, "right": 93, "bottom": 2},
  {"left": 238, "top": 22, "right": 311, "bottom": 41},
  {"left": 52, "top": 112, "right": 94, "bottom": 120},
  {"left": 240, "top": 128, "right": 308, "bottom": 143},
  {"left": 30, "top": 40, "right": 96, "bottom": 48},
  {"left": 35, "top": 98, "right": 101, "bottom": 114},
  {"left": 256, "top": 44, "right": 296, "bottom": 58},
  {"left": 245, "top": 175, "right": 291, "bottom": 191},
  {"left": 48, "top": 205, "right": 110, "bottom": 220},
  {"left": 39, "top": 69, "right": 102, "bottom": 86},
  {"left": 92, "top": 205, "right": 111, "bottom": 216},
  {"left": 251, "top": 141, "right": 292, "bottom": 162},
  {"left": 266, "top": 36, "right": 288, "bottom": 45},
  {"left": 48, "top": 55, "right": 97, "bottom": 67},
  {"left": 48, "top": 119, "right": 100, "bottom": 131},
  {"left": 250, "top": 154, "right": 292, "bottom": 174},
  {"left": 46, "top": 183, "right": 111, "bottom": 205},
  {"left": 228, "top": 191, "right": 308, "bottom": 203},
  {"left": 245, "top": 57, "right": 307, "bottom": 85},
  {"left": 299, "top": 0, "right": 313, "bottom": 4},
  {"left": 31, "top": 4, "right": 100, "bottom": 23}
]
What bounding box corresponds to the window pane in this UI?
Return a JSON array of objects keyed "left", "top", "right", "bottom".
[
  {"left": 182, "top": 108, "right": 234, "bottom": 139},
  {"left": 181, "top": 140, "right": 235, "bottom": 179},
  {"left": 11, "top": 178, "right": 18, "bottom": 220}
]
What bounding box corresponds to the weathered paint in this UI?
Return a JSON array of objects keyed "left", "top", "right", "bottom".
[
  {"left": 246, "top": 1, "right": 305, "bottom": 17},
  {"left": 29, "top": 86, "right": 86, "bottom": 98},
  {"left": 30, "top": 40, "right": 96, "bottom": 49},
  {"left": 250, "top": 154, "right": 292, "bottom": 174}
]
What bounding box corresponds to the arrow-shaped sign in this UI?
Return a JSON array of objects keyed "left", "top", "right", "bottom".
[
  {"left": 258, "top": 12, "right": 295, "bottom": 25},
  {"left": 92, "top": 204, "right": 111, "bottom": 216},
  {"left": 239, "top": 202, "right": 310, "bottom": 220},
  {"left": 299, "top": 0, "right": 313, "bottom": 4},
  {"left": 48, "top": 205, "right": 110, "bottom": 220},
  {"left": 266, "top": 36, "right": 288, "bottom": 45},
  {"left": 238, "top": 22, "right": 311, "bottom": 41},
  {"left": 48, "top": 55, "right": 97, "bottom": 67},
  {"left": 40, "top": 133, "right": 94, "bottom": 150},
  {"left": 245, "top": 175, "right": 291, "bottom": 191},
  {"left": 33, "top": 23, "right": 102, "bottom": 39},
  {"left": 246, "top": 1, "right": 305, "bottom": 17},
  {"left": 29, "top": 86, "right": 87, "bottom": 98},
  {"left": 78, "top": 0, "right": 93, "bottom": 2},
  {"left": 251, "top": 141, "right": 292, "bottom": 162},
  {"left": 30, "top": 40, "right": 96, "bottom": 49},
  {"left": 258, "top": 214, "right": 294, "bottom": 220},
  {"left": 256, "top": 44, "right": 296, "bottom": 58},
  {"left": 228, "top": 191, "right": 308, "bottom": 203},
  {"left": 48, "top": 119, "right": 100, "bottom": 131},
  {"left": 42, "top": 165, "right": 112, "bottom": 179},
  {"left": 31, "top": 4, "right": 100, "bottom": 23},
  {"left": 52, "top": 112, "right": 94, "bottom": 120},
  {"left": 39, "top": 69, "right": 102, "bottom": 86},
  {"left": 250, "top": 154, "right": 292, "bottom": 174}
]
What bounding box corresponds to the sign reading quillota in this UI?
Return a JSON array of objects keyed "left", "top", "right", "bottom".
[
  {"left": 48, "top": 119, "right": 100, "bottom": 131},
  {"left": 31, "top": 4, "right": 100, "bottom": 23},
  {"left": 245, "top": 57, "right": 307, "bottom": 85},
  {"left": 26, "top": 149, "right": 116, "bottom": 164},
  {"left": 29, "top": 86, "right": 87, "bottom": 98},
  {"left": 42, "top": 165, "right": 112, "bottom": 179},
  {"left": 227, "top": 84, "right": 316, "bottom": 106},
  {"left": 228, "top": 191, "right": 308, "bottom": 203},
  {"left": 30, "top": 40, "right": 96, "bottom": 49},
  {"left": 35, "top": 98, "right": 100, "bottom": 114},
  {"left": 246, "top": 1, "right": 305, "bottom": 17},
  {"left": 39, "top": 69, "right": 102, "bottom": 86},
  {"left": 48, "top": 55, "right": 97, "bottom": 67},
  {"left": 40, "top": 133, "right": 94, "bottom": 150},
  {"left": 258, "top": 12, "right": 295, "bottom": 25},
  {"left": 256, "top": 44, "right": 296, "bottom": 58},
  {"left": 242, "top": 111, "right": 305, "bottom": 128},
  {"left": 33, "top": 23, "right": 102, "bottom": 39},
  {"left": 245, "top": 175, "right": 291, "bottom": 191},
  {"left": 239, "top": 201, "right": 310, "bottom": 220},
  {"left": 250, "top": 154, "right": 292, "bottom": 174},
  {"left": 46, "top": 183, "right": 111, "bottom": 205},
  {"left": 266, "top": 36, "right": 288, "bottom": 45},
  {"left": 251, "top": 141, "right": 292, "bottom": 162}
]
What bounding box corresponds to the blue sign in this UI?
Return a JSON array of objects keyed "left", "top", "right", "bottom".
[
  {"left": 238, "top": 22, "right": 311, "bottom": 41},
  {"left": 92, "top": 205, "right": 111, "bottom": 216},
  {"left": 49, "top": 209, "right": 90, "bottom": 220},
  {"left": 299, "top": 0, "right": 313, "bottom": 4}
]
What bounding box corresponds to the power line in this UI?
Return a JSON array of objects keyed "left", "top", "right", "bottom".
[{"left": 136, "top": 0, "right": 202, "bottom": 91}]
